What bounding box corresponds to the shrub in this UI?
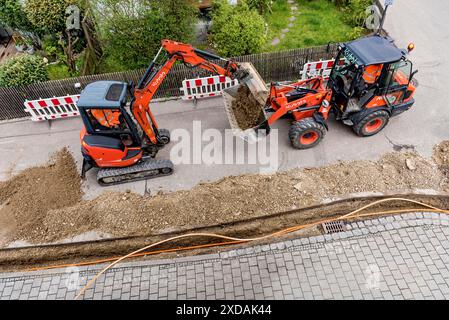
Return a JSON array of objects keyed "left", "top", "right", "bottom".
[
  {"left": 0, "top": 0, "right": 34, "bottom": 31},
  {"left": 211, "top": 0, "right": 266, "bottom": 57},
  {"left": 340, "top": 0, "right": 374, "bottom": 27},
  {"left": 0, "top": 54, "right": 49, "bottom": 87},
  {"left": 91, "top": 0, "right": 197, "bottom": 70},
  {"left": 246, "top": 0, "right": 272, "bottom": 14},
  {"left": 24, "top": 0, "right": 76, "bottom": 33}
]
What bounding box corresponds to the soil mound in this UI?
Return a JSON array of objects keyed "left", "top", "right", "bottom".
[
  {"left": 2, "top": 143, "right": 449, "bottom": 244},
  {"left": 0, "top": 148, "right": 82, "bottom": 243},
  {"left": 231, "top": 85, "right": 264, "bottom": 130}
]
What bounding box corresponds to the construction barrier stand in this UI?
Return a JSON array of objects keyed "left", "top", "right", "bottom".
[
  {"left": 24, "top": 95, "right": 81, "bottom": 122},
  {"left": 180, "top": 75, "right": 239, "bottom": 101}
]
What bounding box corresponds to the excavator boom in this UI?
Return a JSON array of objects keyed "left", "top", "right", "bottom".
[{"left": 131, "top": 40, "right": 267, "bottom": 145}]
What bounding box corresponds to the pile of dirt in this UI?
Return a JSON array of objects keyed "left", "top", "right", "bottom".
[
  {"left": 231, "top": 85, "right": 264, "bottom": 130},
  {"left": 291, "top": 152, "right": 445, "bottom": 198},
  {"left": 2, "top": 142, "right": 449, "bottom": 244},
  {"left": 433, "top": 141, "right": 449, "bottom": 167},
  {"left": 0, "top": 148, "right": 82, "bottom": 244}
]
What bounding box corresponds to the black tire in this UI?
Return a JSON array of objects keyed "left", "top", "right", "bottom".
[
  {"left": 352, "top": 110, "right": 390, "bottom": 137},
  {"left": 289, "top": 118, "right": 326, "bottom": 150}
]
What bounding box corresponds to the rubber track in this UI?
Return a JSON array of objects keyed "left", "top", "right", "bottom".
[{"left": 97, "top": 158, "right": 174, "bottom": 186}]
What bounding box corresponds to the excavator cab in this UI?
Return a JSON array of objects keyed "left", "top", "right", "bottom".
[
  {"left": 78, "top": 81, "right": 143, "bottom": 179},
  {"left": 328, "top": 35, "right": 418, "bottom": 135}
]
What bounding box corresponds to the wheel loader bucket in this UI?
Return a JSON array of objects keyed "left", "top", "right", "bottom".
[{"left": 223, "top": 62, "right": 270, "bottom": 142}]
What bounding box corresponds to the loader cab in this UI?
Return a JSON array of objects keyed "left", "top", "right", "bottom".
[{"left": 329, "top": 35, "right": 417, "bottom": 116}]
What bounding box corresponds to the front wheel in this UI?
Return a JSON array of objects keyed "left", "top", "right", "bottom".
[
  {"left": 289, "top": 118, "right": 326, "bottom": 150},
  {"left": 352, "top": 110, "right": 390, "bottom": 137}
]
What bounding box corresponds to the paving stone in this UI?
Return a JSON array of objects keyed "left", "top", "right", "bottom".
[{"left": 1, "top": 214, "right": 449, "bottom": 300}]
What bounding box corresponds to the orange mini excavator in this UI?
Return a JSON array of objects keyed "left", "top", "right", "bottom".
[{"left": 77, "top": 39, "right": 265, "bottom": 185}]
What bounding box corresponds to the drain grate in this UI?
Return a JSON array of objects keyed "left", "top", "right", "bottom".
[{"left": 322, "top": 220, "right": 347, "bottom": 234}]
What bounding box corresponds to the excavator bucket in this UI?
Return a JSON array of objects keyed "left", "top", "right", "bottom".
[{"left": 223, "top": 62, "right": 270, "bottom": 141}]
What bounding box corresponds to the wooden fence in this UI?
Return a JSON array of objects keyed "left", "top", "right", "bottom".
[{"left": 0, "top": 44, "right": 338, "bottom": 121}]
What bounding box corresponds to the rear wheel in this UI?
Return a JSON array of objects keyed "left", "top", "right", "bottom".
[
  {"left": 352, "top": 110, "right": 390, "bottom": 137},
  {"left": 289, "top": 118, "right": 326, "bottom": 150}
]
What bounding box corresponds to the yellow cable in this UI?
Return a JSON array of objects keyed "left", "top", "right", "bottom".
[{"left": 74, "top": 197, "right": 449, "bottom": 299}]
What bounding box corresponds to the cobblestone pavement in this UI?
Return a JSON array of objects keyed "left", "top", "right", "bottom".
[{"left": 1, "top": 212, "right": 449, "bottom": 300}]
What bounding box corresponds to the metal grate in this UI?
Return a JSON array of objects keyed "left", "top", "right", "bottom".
[{"left": 322, "top": 221, "right": 347, "bottom": 234}]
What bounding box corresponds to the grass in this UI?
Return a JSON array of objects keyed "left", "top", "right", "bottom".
[
  {"left": 263, "top": 0, "right": 359, "bottom": 52},
  {"left": 46, "top": 63, "right": 71, "bottom": 80},
  {"left": 264, "top": 0, "right": 291, "bottom": 42}
]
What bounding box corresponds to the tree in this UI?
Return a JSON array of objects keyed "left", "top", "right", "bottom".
[
  {"left": 211, "top": 0, "right": 266, "bottom": 57},
  {"left": 332, "top": 0, "right": 374, "bottom": 27},
  {"left": 0, "top": 55, "right": 49, "bottom": 87},
  {"left": 24, "top": 0, "right": 73, "bottom": 33},
  {"left": 0, "top": 0, "right": 34, "bottom": 31},
  {"left": 152, "top": 0, "right": 196, "bottom": 44},
  {"left": 246, "top": 0, "right": 272, "bottom": 15},
  {"left": 91, "top": 0, "right": 197, "bottom": 70},
  {"left": 25, "top": 0, "right": 84, "bottom": 73}
]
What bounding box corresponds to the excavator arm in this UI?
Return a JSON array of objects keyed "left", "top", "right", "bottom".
[{"left": 132, "top": 40, "right": 240, "bottom": 145}]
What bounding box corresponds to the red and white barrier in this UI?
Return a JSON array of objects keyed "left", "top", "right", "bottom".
[
  {"left": 24, "top": 94, "right": 80, "bottom": 121},
  {"left": 300, "top": 59, "right": 337, "bottom": 80},
  {"left": 180, "top": 75, "right": 238, "bottom": 101}
]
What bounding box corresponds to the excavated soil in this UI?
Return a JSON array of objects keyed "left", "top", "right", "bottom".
[
  {"left": 433, "top": 141, "right": 449, "bottom": 168},
  {"left": 0, "top": 149, "right": 82, "bottom": 244},
  {"left": 1, "top": 142, "right": 449, "bottom": 247},
  {"left": 231, "top": 85, "right": 264, "bottom": 130}
]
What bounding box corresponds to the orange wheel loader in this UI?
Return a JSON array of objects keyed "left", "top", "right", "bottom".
[{"left": 223, "top": 35, "right": 419, "bottom": 150}]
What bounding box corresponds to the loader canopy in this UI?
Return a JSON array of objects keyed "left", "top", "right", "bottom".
[
  {"left": 329, "top": 35, "right": 407, "bottom": 99},
  {"left": 343, "top": 35, "right": 404, "bottom": 66}
]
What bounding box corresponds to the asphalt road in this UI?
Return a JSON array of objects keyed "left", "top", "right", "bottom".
[{"left": 0, "top": 0, "right": 447, "bottom": 199}]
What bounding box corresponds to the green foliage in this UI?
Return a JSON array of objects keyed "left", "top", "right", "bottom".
[
  {"left": 246, "top": 0, "right": 272, "bottom": 14},
  {"left": 41, "top": 36, "right": 66, "bottom": 62},
  {"left": 0, "top": 54, "right": 49, "bottom": 87},
  {"left": 341, "top": 0, "right": 373, "bottom": 27},
  {"left": 0, "top": 0, "right": 34, "bottom": 31},
  {"left": 46, "top": 62, "right": 71, "bottom": 80},
  {"left": 347, "top": 26, "right": 366, "bottom": 39},
  {"left": 211, "top": 0, "right": 266, "bottom": 57},
  {"left": 24, "top": 0, "right": 76, "bottom": 33},
  {"left": 91, "top": 0, "right": 197, "bottom": 70},
  {"left": 151, "top": 0, "right": 196, "bottom": 44}
]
